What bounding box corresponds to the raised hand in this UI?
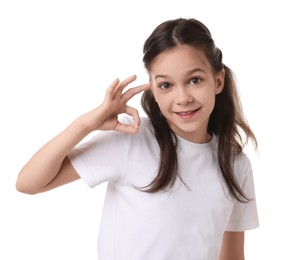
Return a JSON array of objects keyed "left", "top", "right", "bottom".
[{"left": 82, "top": 75, "right": 151, "bottom": 134}]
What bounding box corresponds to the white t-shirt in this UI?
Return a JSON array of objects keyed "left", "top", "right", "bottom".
[{"left": 68, "top": 117, "right": 259, "bottom": 260}]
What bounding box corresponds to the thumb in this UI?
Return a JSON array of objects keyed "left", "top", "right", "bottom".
[{"left": 115, "top": 106, "right": 141, "bottom": 134}]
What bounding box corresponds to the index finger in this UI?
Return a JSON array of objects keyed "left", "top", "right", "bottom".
[{"left": 122, "top": 83, "right": 151, "bottom": 101}]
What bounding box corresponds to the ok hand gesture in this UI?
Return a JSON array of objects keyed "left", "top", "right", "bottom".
[{"left": 82, "top": 75, "right": 151, "bottom": 134}]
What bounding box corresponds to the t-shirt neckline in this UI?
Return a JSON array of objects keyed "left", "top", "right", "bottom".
[{"left": 176, "top": 134, "right": 218, "bottom": 152}]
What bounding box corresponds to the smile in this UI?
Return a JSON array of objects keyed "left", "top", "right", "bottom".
[{"left": 174, "top": 108, "right": 200, "bottom": 119}]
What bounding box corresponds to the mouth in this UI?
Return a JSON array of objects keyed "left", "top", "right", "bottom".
[{"left": 174, "top": 108, "right": 200, "bottom": 119}]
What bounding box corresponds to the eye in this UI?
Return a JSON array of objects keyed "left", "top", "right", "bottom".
[
  {"left": 189, "top": 77, "right": 202, "bottom": 85},
  {"left": 158, "top": 82, "right": 172, "bottom": 90}
]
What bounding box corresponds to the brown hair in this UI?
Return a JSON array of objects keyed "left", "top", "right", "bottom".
[{"left": 141, "top": 18, "right": 257, "bottom": 202}]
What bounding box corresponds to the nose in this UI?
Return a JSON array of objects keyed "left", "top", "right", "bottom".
[{"left": 175, "top": 86, "right": 193, "bottom": 105}]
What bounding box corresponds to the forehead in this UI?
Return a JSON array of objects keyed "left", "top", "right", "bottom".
[{"left": 150, "top": 45, "right": 211, "bottom": 75}]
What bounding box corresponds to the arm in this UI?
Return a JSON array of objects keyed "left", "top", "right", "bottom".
[
  {"left": 16, "top": 119, "right": 88, "bottom": 194},
  {"left": 219, "top": 231, "right": 245, "bottom": 260},
  {"left": 16, "top": 75, "right": 150, "bottom": 194}
]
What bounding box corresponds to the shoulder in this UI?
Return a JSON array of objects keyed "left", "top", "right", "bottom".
[
  {"left": 215, "top": 135, "right": 254, "bottom": 183},
  {"left": 232, "top": 151, "right": 254, "bottom": 187},
  {"left": 120, "top": 116, "right": 152, "bottom": 130},
  {"left": 234, "top": 152, "right": 252, "bottom": 172},
  {"left": 120, "top": 115, "right": 154, "bottom": 138},
  {"left": 75, "top": 116, "right": 154, "bottom": 151}
]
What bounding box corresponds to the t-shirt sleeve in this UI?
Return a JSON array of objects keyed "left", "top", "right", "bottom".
[
  {"left": 226, "top": 154, "right": 259, "bottom": 231},
  {"left": 68, "top": 130, "right": 128, "bottom": 188}
]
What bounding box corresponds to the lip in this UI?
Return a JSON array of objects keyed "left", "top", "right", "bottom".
[{"left": 174, "top": 108, "right": 200, "bottom": 119}]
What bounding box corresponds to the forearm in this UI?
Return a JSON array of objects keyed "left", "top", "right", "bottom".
[
  {"left": 16, "top": 115, "right": 91, "bottom": 194},
  {"left": 220, "top": 231, "right": 245, "bottom": 260}
]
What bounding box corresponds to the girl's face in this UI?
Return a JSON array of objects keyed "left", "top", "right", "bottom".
[{"left": 150, "top": 45, "right": 224, "bottom": 143}]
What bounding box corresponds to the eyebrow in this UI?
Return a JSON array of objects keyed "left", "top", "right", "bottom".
[{"left": 154, "top": 68, "right": 206, "bottom": 80}]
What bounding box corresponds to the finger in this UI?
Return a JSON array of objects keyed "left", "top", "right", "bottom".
[
  {"left": 105, "top": 78, "right": 120, "bottom": 99},
  {"left": 115, "top": 106, "right": 140, "bottom": 134},
  {"left": 113, "top": 75, "right": 137, "bottom": 98},
  {"left": 126, "top": 105, "right": 141, "bottom": 129},
  {"left": 122, "top": 82, "right": 151, "bottom": 101}
]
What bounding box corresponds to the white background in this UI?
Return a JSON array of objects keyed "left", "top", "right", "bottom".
[{"left": 1, "top": 0, "right": 284, "bottom": 259}]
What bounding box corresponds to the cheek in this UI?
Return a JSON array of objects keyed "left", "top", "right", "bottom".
[
  {"left": 198, "top": 90, "right": 216, "bottom": 110},
  {"left": 155, "top": 94, "right": 173, "bottom": 114},
  {"left": 204, "top": 94, "right": 216, "bottom": 113},
  {"left": 155, "top": 96, "right": 168, "bottom": 110}
]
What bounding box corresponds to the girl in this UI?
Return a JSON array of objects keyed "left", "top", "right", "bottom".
[{"left": 16, "top": 18, "right": 259, "bottom": 259}]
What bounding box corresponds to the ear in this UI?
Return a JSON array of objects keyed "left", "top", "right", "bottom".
[{"left": 215, "top": 68, "right": 225, "bottom": 94}]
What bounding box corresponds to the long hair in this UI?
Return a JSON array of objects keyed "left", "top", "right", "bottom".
[{"left": 141, "top": 18, "right": 257, "bottom": 202}]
